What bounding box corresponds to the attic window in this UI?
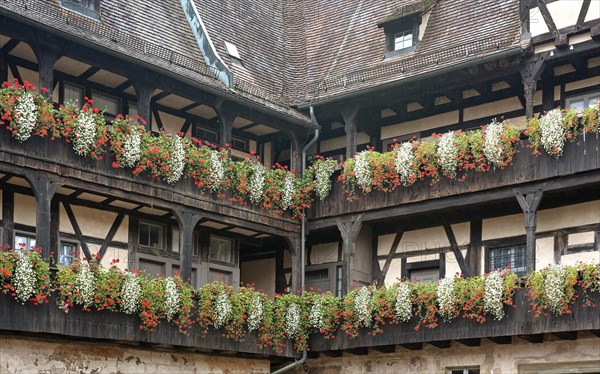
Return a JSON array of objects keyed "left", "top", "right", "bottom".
[
  {"left": 379, "top": 12, "right": 422, "bottom": 58},
  {"left": 224, "top": 41, "right": 243, "bottom": 66},
  {"left": 60, "top": 0, "right": 101, "bottom": 21},
  {"left": 394, "top": 30, "right": 413, "bottom": 51}
]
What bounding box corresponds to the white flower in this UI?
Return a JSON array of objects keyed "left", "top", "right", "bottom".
[
  {"left": 247, "top": 294, "right": 263, "bottom": 332},
  {"left": 75, "top": 261, "right": 95, "bottom": 309},
  {"left": 354, "top": 286, "right": 372, "bottom": 327},
  {"left": 281, "top": 172, "right": 295, "bottom": 210},
  {"left": 314, "top": 159, "right": 336, "bottom": 200},
  {"left": 484, "top": 119, "right": 504, "bottom": 167},
  {"left": 13, "top": 92, "right": 37, "bottom": 142},
  {"left": 285, "top": 302, "right": 301, "bottom": 339},
  {"left": 208, "top": 150, "right": 225, "bottom": 192},
  {"left": 13, "top": 253, "right": 36, "bottom": 304},
  {"left": 545, "top": 264, "right": 567, "bottom": 315},
  {"left": 164, "top": 277, "right": 180, "bottom": 321},
  {"left": 437, "top": 277, "right": 456, "bottom": 322},
  {"left": 540, "top": 109, "right": 566, "bottom": 157},
  {"left": 73, "top": 109, "right": 97, "bottom": 157},
  {"left": 121, "top": 131, "right": 141, "bottom": 168},
  {"left": 249, "top": 161, "right": 265, "bottom": 204},
  {"left": 214, "top": 290, "right": 231, "bottom": 329},
  {"left": 484, "top": 270, "right": 505, "bottom": 320},
  {"left": 165, "top": 135, "right": 185, "bottom": 184},
  {"left": 395, "top": 142, "right": 416, "bottom": 186},
  {"left": 437, "top": 131, "right": 458, "bottom": 178},
  {"left": 121, "top": 272, "right": 141, "bottom": 315},
  {"left": 354, "top": 150, "right": 372, "bottom": 192},
  {"left": 309, "top": 298, "right": 324, "bottom": 331},
  {"left": 394, "top": 282, "right": 412, "bottom": 322}
]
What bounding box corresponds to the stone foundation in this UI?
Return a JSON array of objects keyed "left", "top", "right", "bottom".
[
  {"left": 297, "top": 333, "right": 600, "bottom": 374},
  {"left": 0, "top": 334, "right": 270, "bottom": 374}
]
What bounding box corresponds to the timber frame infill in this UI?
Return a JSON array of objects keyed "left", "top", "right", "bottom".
[
  {"left": 0, "top": 130, "right": 300, "bottom": 238},
  {"left": 308, "top": 135, "right": 600, "bottom": 229}
]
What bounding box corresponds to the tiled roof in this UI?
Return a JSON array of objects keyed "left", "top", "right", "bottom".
[{"left": 1, "top": 0, "right": 523, "bottom": 113}]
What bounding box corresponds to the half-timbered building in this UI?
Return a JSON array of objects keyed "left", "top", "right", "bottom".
[{"left": 0, "top": 0, "right": 598, "bottom": 373}]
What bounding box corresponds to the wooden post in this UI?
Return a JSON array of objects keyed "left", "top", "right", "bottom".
[
  {"left": 520, "top": 54, "right": 548, "bottom": 119},
  {"left": 275, "top": 246, "right": 287, "bottom": 294},
  {"left": 173, "top": 208, "right": 203, "bottom": 284},
  {"left": 467, "top": 219, "right": 482, "bottom": 276},
  {"left": 337, "top": 214, "right": 363, "bottom": 295},
  {"left": 515, "top": 189, "right": 544, "bottom": 273},
  {"left": 26, "top": 174, "right": 61, "bottom": 259},
  {"left": 553, "top": 231, "right": 568, "bottom": 264},
  {"left": 342, "top": 108, "right": 360, "bottom": 159},
  {"left": 289, "top": 131, "right": 303, "bottom": 175},
  {"left": 133, "top": 82, "right": 155, "bottom": 130},
  {"left": 32, "top": 44, "right": 60, "bottom": 98},
  {"left": 0, "top": 52, "right": 8, "bottom": 83},
  {"left": 215, "top": 100, "right": 235, "bottom": 148},
  {"left": 288, "top": 235, "right": 302, "bottom": 293},
  {"left": 1, "top": 189, "right": 14, "bottom": 246}
]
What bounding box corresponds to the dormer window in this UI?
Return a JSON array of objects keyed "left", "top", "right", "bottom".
[
  {"left": 60, "top": 0, "right": 101, "bottom": 21},
  {"left": 394, "top": 30, "right": 414, "bottom": 51}
]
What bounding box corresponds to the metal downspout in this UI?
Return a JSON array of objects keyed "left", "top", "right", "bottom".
[{"left": 272, "top": 106, "right": 320, "bottom": 374}]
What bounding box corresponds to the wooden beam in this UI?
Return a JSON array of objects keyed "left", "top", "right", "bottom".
[
  {"left": 134, "top": 81, "right": 155, "bottom": 130},
  {"left": 457, "top": 338, "right": 481, "bottom": 347},
  {"left": 520, "top": 53, "right": 548, "bottom": 119},
  {"left": 488, "top": 336, "right": 512, "bottom": 344},
  {"left": 428, "top": 340, "right": 451, "bottom": 349},
  {"left": 173, "top": 209, "right": 203, "bottom": 284},
  {"left": 62, "top": 202, "right": 93, "bottom": 261},
  {"left": 399, "top": 343, "right": 423, "bottom": 350},
  {"left": 342, "top": 107, "right": 360, "bottom": 159},
  {"left": 31, "top": 43, "right": 60, "bottom": 97},
  {"left": 381, "top": 229, "right": 404, "bottom": 279},
  {"left": 443, "top": 224, "right": 469, "bottom": 277},
  {"left": 514, "top": 189, "right": 544, "bottom": 274},
  {"left": 553, "top": 331, "right": 577, "bottom": 340},
  {"left": 0, "top": 39, "right": 19, "bottom": 54},
  {"left": 1, "top": 189, "right": 14, "bottom": 246},
  {"left": 553, "top": 231, "right": 568, "bottom": 263},
  {"left": 337, "top": 214, "right": 363, "bottom": 295},
  {"left": 26, "top": 174, "right": 61, "bottom": 259},
  {"left": 467, "top": 219, "right": 482, "bottom": 276},
  {"left": 519, "top": 334, "right": 544, "bottom": 343},
  {"left": 346, "top": 347, "right": 368, "bottom": 355},
  {"left": 78, "top": 66, "right": 101, "bottom": 80},
  {"left": 97, "top": 213, "right": 125, "bottom": 261}
]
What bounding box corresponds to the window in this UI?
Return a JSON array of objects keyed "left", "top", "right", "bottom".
[
  {"left": 194, "top": 125, "right": 219, "bottom": 144},
  {"left": 231, "top": 136, "right": 248, "bottom": 152},
  {"left": 394, "top": 30, "right": 413, "bottom": 50},
  {"left": 60, "top": 0, "right": 101, "bottom": 21},
  {"left": 566, "top": 92, "right": 600, "bottom": 111},
  {"left": 409, "top": 267, "right": 439, "bottom": 283},
  {"left": 490, "top": 245, "right": 526, "bottom": 277},
  {"left": 209, "top": 268, "right": 232, "bottom": 284},
  {"left": 91, "top": 90, "right": 120, "bottom": 119},
  {"left": 64, "top": 82, "right": 84, "bottom": 109},
  {"left": 209, "top": 235, "right": 235, "bottom": 264},
  {"left": 14, "top": 233, "right": 36, "bottom": 252},
  {"left": 447, "top": 368, "right": 480, "bottom": 374},
  {"left": 139, "top": 221, "right": 166, "bottom": 249},
  {"left": 58, "top": 242, "right": 78, "bottom": 266}
]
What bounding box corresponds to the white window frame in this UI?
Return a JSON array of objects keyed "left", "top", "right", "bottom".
[
  {"left": 139, "top": 221, "right": 166, "bottom": 250},
  {"left": 208, "top": 235, "right": 236, "bottom": 264},
  {"left": 13, "top": 231, "right": 36, "bottom": 253},
  {"left": 58, "top": 240, "right": 79, "bottom": 266},
  {"left": 566, "top": 91, "right": 600, "bottom": 111}
]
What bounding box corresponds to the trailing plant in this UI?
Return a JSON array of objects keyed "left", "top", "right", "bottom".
[
  {"left": 109, "top": 115, "right": 145, "bottom": 168},
  {"left": 310, "top": 156, "right": 337, "bottom": 200},
  {"left": 525, "top": 263, "right": 579, "bottom": 317}
]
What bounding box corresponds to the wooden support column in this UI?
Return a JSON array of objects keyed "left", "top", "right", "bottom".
[
  {"left": 515, "top": 189, "right": 544, "bottom": 273},
  {"left": 275, "top": 246, "right": 287, "bottom": 294},
  {"left": 0, "top": 52, "right": 8, "bottom": 83},
  {"left": 215, "top": 101, "right": 235, "bottom": 148},
  {"left": 342, "top": 107, "right": 360, "bottom": 159},
  {"left": 467, "top": 219, "right": 482, "bottom": 276},
  {"left": 380, "top": 228, "right": 404, "bottom": 281},
  {"left": 337, "top": 214, "right": 363, "bottom": 295},
  {"left": 26, "top": 174, "right": 61, "bottom": 259},
  {"left": 288, "top": 235, "right": 302, "bottom": 293},
  {"left": 554, "top": 231, "right": 568, "bottom": 264},
  {"left": 173, "top": 209, "right": 203, "bottom": 284},
  {"left": 520, "top": 53, "right": 548, "bottom": 119},
  {"left": 32, "top": 44, "right": 60, "bottom": 97},
  {"left": 133, "top": 82, "right": 155, "bottom": 130},
  {"left": 289, "top": 131, "right": 303, "bottom": 175},
  {"left": 443, "top": 224, "right": 470, "bottom": 277},
  {"left": 2, "top": 189, "right": 14, "bottom": 246}
]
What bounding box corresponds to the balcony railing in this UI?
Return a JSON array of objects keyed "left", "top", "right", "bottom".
[
  {"left": 309, "top": 134, "right": 600, "bottom": 227},
  {"left": 0, "top": 294, "right": 298, "bottom": 358},
  {"left": 308, "top": 288, "right": 600, "bottom": 352}
]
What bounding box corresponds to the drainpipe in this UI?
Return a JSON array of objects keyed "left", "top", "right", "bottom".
[{"left": 272, "top": 106, "right": 320, "bottom": 374}]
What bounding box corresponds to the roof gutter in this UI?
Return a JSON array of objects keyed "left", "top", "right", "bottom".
[
  {"left": 1, "top": 9, "right": 314, "bottom": 129},
  {"left": 298, "top": 46, "right": 525, "bottom": 110}
]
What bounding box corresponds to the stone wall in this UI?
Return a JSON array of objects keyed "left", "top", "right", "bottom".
[
  {"left": 0, "top": 334, "right": 270, "bottom": 374},
  {"left": 297, "top": 333, "right": 600, "bottom": 374}
]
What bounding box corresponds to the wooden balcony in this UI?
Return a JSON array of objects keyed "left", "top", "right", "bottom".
[
  {"left": 0, "top": 294, "right": 298, "bottom": 358},
  {"left": 308, "top": 288, "right": 600, "bottom": 353},
  {"left": 0, "top": 130, "right": 300, "bottom": 237},
  {"left": 309, "top": 135, "right": 600, "bottom": 229}
]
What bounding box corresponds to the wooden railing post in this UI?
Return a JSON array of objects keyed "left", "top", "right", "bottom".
[
  {"left": 515, "top": 189, "right": 544, "bottom": 273},
  {"left": 173, "top": 208, "right": 203, "bottom": 284},
  {"left": 26, "top": 173, "right": 61, "bottom": 259}
]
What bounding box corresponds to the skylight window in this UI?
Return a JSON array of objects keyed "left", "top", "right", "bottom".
[
  {"left": 60, "top": 0, "right": 101, "bottom": 21},
  {"left": 224, "top": 41, "right": 241, "bottom": 59}
]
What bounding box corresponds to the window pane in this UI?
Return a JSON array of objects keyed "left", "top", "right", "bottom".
[
  {"left": 14, "top": 235, "right": 29, "bottom": 251},
  {"left": 64, "top": 83, "right": 83, "bottom": 109},
  {"left": 409, "top": 268, "right": 439, "bottom": 283},
  {"left": 209, "top": 236, "right": 235, "bottom": 263},
  {"left": 59, "top": 243, "right": 76, "bottom": 266},
  {"left": 139, "top": 223, "right": 150, "bottom": 246},
  {"left": 395, "top": 32, "right": 413, "bottom": 50},
  {"left": 209, "top": 269, "right": 232, "bottom": 284},
  {"left": 92, "top": 90, "right": 119, "bottom": 115},
  {"left": 490, "top": 245, "right": 526, "bottom": 276},
  {"left": 149, "top": 226, "right": 161, "bottom": 248},
  {"left": 567, "top": 99, "right": 584, "bottom": 111}
]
